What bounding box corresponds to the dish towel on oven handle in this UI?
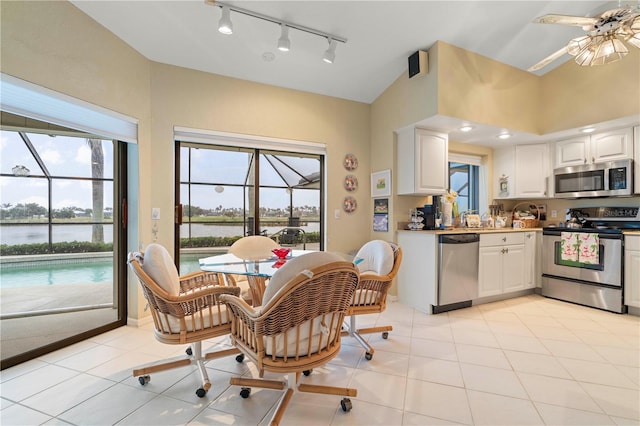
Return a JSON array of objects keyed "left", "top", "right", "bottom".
[
  {"left": 578, "top": 233, "right": 599, "bottom": 265},
  {"left": 560, "top": 232, "right": 579, "bottom": 262}
]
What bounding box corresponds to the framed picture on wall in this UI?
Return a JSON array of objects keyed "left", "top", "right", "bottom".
[{"left": 371, "top": 169, "right": 391, "bottom": 197}]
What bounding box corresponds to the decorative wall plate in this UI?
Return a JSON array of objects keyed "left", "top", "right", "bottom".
[
  {"left": 343, "top": 154, "right": 358, "bottom": 171},
  {"left": 344, "top": 174, "right": 358, "bottom": 192},
  {"left": 343, "top": 196, "right": 357, "bottom": 213}
]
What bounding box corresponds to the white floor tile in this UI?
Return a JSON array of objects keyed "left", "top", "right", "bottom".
[
  {"left": 57, "top": 382, "right": 157, "bottom": 425},
  {"left": 403, "top": 379, "right": 472, "bottom": 424},
  {"left": 580, "top": 382, "right": 640, "bottom": 421},
  {"left": 517, "top": 372, "right": 604, "bottom": 413},
  {"left": 535, "top": 401, "right": 615, "bottom": 425},
  {"left": 0, "top": 402, "right": 53, "bottom": 425},
  {"left": 20, "top": 373, "right": 115, "bottom": 417},
  {"left": 1, "top": 295, "right": 639, "bottom": 426},
  {"left": 459, "top": 363, "right": 528, "bottom": 399},
  {"left": 467, "top": 389, "right": 543, "bottom": 425},
  {"left": 407, "top": 356, "right": 464, "bottom": 387},
  {"left": 456, "top": 344, "right": 511, "bottom": 370}
]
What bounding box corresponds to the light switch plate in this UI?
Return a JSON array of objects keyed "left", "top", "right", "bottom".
[
  {"left": 152, "top": 208, "right": 160, "bottom": 220},
  {"left": 334, "top": 209, "right": 341, "bottom": 219}
]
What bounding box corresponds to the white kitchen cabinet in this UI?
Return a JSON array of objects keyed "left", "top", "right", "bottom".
[
  {"left": 523, "top": 231, "right": 538, "bottom": 289},
  {"left": 397, "top": 231, "right": 439, "bottom": 313},
  {"left": 479, "top": 233, "right": 525, "bottom": 297},
  {"left": 514, "top": 144, "right": 549, "bottom": 198},
  {"left": 396, "top": 127, "right": 448, "bottom": 195},
  {"left": 554, "top": 128, "right": 633, "bottom": 168},
  {"left": 493, "top": 144, "right": 548, "bottom": 199},
  {"left": 634, "top": 126, "right": 639, "bottom": 195},
  {"left": 625, "top": 235, "right": 640, "bottom": 309}
]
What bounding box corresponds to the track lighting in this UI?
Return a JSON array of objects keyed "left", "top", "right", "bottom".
[
  {"left": 277, "top": 24, "right": 290, "bottom": 52},
  {"left": 206, "top": 1, "right": 346, "bottom": 63},
  {"left": 218, "top": 5, "right": 233, "bottom": 35},
  {"left": 323, "top": 38, "right": 337, "bottom": 63}
]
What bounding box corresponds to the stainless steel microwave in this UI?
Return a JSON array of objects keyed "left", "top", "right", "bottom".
[{"left": 553, "top": 159, "right": 633, "bottom": 198}]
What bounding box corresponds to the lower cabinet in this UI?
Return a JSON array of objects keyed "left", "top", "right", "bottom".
[
  {"left": 479, "top": 233, "right": 525, "bottom": 297},
  {"left": 625, "top": 235, "right": 640, "bottom": 308},
  {"left": 523, "top": 231, "right": 539, "bottom": 289}
]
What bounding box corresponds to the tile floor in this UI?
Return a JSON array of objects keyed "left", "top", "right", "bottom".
[{"left": 1, "top": 294, "right": 639, "bottom": 425}]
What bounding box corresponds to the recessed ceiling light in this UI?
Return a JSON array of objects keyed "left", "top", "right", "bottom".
[
  {"left": 581, "top": 127, "right": 596, "bottom": 133},
  {"left": 459, "top": 125, "right": 474, "bottom": 132},
  {"left": 497, "top": 132, "right": 511, "bottom": 140}
]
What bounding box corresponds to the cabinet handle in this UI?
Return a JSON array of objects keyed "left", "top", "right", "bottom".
[
  {"left": 502, "top": 237, "right": 507, "bottom": 242},
  {"left": 592, "top": 157, "right": 595, "bottom": 163},
  {"left": 584, "top": 158, "right": 587, "bottom": 164},
  {"left": 505, "top": 248, "right": 509, "bottom": 254},
  {"left": 527, "top": 234, "right": 532, "bottom": 239}
]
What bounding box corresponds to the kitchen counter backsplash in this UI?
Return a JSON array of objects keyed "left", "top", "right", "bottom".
[{"left": 397, "top": 224, "right": 542, "bottom": 235}]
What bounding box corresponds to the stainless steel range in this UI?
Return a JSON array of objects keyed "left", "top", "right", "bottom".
[{"left": 542, "top": 206, "right": 640, "bottom": 313}]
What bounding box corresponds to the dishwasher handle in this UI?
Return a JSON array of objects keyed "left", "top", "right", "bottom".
[{"left": 439, "top": 234, "right": 480, "bottom": 244}]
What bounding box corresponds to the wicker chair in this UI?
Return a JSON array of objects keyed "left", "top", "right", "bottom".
[
  {"left": 342, "top": 240, "right": 402, "bottom": 360},
  {"left": 220, "top": 252, "right": 360, "bottom": 426},
  {"left": 128, "top": 244, "right": 243, "bottom": 398}
]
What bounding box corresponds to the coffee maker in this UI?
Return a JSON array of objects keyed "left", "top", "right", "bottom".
[{"left": 417, "top": 196, "right": 439, "bottom": 230}]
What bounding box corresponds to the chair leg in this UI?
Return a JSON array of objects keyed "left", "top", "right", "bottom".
[{"left": 342, "top": 315, "right": 393, "bottom": 360}]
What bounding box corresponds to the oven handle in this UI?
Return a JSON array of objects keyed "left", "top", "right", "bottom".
[{"left": 543, "top": 229, "right": 622, "bottom": 240}]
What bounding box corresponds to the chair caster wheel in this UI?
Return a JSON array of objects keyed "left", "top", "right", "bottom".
[
  {"left": 341, "top": 398, "right": 352, "bottom": 412},
  {"left": 303, "top": 369, "right": 312, "bottom": 376},
  {"left": 235, "top": 353, "right": 245, "bottom": 363},
  {"left": 186, "top": 347, "right": 193, "bottom": 356},
  {"left": 196, "top": 387, "right": 207, "bottom": 398},
  {"left": 240, "top": 387, "right": 251, "bottom": 399},
  {"left": 138, "top": 375, "right": 150, "bottom": 386},
  {"left": 382, "top": 331, "right": 389, "bottom": 339},
  {"left": 365, "top": 352, "right": 373, "bottom": 360}
]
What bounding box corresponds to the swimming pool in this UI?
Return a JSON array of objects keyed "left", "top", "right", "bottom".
[{"left": 0, "top": 253, "right": 211, "bottom": 288}]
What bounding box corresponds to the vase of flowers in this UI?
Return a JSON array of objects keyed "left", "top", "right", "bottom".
[{"left": 442, "top": 189, "right": 457, "bottom": 227}]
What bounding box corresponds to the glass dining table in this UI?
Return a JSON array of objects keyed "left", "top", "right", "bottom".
[{"left": 199, "top": 250, "right": 316, "bottom": 306}]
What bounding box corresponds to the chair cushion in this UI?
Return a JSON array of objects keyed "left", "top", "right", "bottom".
[
  {"left": 264, "top": 313, "right": 340, "bottom": 357},
  {"left": 229, "top": 236, "right": 279, "bottom": 260},
  {"left": 162, "top": 303, "right": 231, "bottom": 333},
  {"left": 261, "top": 251, "right": 343, "bottom": 306},
  {"left": 141, "top": 243, "right": 180, "bottom": 295},
  {"left": 354, "top": 240, "right": 394, "bottom": 276}
]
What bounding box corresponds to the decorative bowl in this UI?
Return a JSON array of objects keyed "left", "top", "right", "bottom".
[{"left": 272, "top": 248, "right": 291, "bottom": 259}]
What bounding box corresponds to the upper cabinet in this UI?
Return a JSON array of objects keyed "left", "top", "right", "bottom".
[
  {"left": 493, "top": 143, "right": 549, "bottom": 199},
  {"left": 554, "top": 128, "right": 633, "bottom": 168},
  {"left": 396, "top": 127, "right": 448, "bottom": 195}
]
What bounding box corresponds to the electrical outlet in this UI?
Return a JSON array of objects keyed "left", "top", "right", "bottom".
[
  {"left": 152, "top": 208, "right": 160, "bottom": 220},
  {"left": 334, "top": 209, "right": 341, "bottom": 219},
  {"left": 551, "top": 210, "right": 557, "bottom": 218}
]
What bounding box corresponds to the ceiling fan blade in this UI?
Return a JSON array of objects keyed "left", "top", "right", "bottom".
[
  {"left": 533, "top": 14, "right": 597, "bottom": 27},
  {"left": 528, "top": 46, "right": 568, "bottom": 72}
]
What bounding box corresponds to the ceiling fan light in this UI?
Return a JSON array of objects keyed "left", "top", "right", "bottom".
[
  {"left": 567, "top": 35, "right": 593, "bottom": 56},
  {"left": 591, "top": 35, "right": 628, "bottom": 65},
  {"left": 218, "top": 6, "right": 233, "bottom": 35},
  {"left": 277, "top": 24, "right": 290, "bottom": 52}
]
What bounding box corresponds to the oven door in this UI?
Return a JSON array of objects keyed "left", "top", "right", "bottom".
[{"left": 542, "top": 231, "right": 622, "bottom": 287}]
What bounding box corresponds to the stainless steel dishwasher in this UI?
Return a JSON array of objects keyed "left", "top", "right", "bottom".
[{"left": 434, "top": 233, "right": 479, "bottom": 314}]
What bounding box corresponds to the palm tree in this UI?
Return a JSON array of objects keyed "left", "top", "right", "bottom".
[{"left": 87, "top": 138, "right": 104, "bottom": 243}]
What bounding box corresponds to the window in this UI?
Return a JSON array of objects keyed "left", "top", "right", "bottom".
[{"left": 448, "top": 153, "right": 484, "bottom": 214}]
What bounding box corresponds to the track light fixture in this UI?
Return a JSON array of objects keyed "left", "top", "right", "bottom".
[
  {"left": 206, "top": 0, "right": 346, "bottom": 62},
  {"left": 218, "top": 5, "right": 233, "bottom": 35},
  {"left": 277, "top": 24, "right": 290, "bottom": 52},
  {"left": 323, "top": 38, "right": 337, "bottom": 63}
]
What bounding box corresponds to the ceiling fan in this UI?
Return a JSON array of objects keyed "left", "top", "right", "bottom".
[{"left": 528, "top": 4, "right": 640, "bottom": 72}]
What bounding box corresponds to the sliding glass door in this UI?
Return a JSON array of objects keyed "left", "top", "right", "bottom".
[
  {"left": 176, "top": 142, "right": 323, "bottom": 272},
  {"left": 0, "top": 127, "right": 128, "bottom": 368}
]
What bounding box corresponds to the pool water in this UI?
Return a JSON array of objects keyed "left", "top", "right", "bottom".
[{"left": 0, "top": 256, "right": 204, "bottom": 288}]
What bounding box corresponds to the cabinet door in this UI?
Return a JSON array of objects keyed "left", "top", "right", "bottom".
[
  {"left": 479, "top": 246, "right": 503, "bottom": 297},
  {"left": 415, "top": 129, "right": 448, "bottom": 194},
  {"left": 523, "top": 232, "right": 537, "bottom": 289},
  {"left": 555, "top": 137, "right": 589, "bottom": 167},
  {"left": 502, "top": 244, "right": 525, "bottom": 293},
  {"left": 625, "top": 250, "right": 640, "bottom": 308},
  {"left": 515, "top": 144, "right": 548, "bottom": 198},
  {"left": 590, "top": 128, "right": 632, "bottom": 163}
]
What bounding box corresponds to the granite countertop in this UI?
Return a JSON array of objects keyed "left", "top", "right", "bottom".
[
  {"left": 397, "top": 227, "right": 543, "bottom": 235},
  {"left": 623, "top": 231, "right": 640, "bottom": 236}
]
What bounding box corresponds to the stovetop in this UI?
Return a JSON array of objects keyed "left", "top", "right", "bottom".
[{"left": 545, "top": 206, "right": 640, "bottom": 235}]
